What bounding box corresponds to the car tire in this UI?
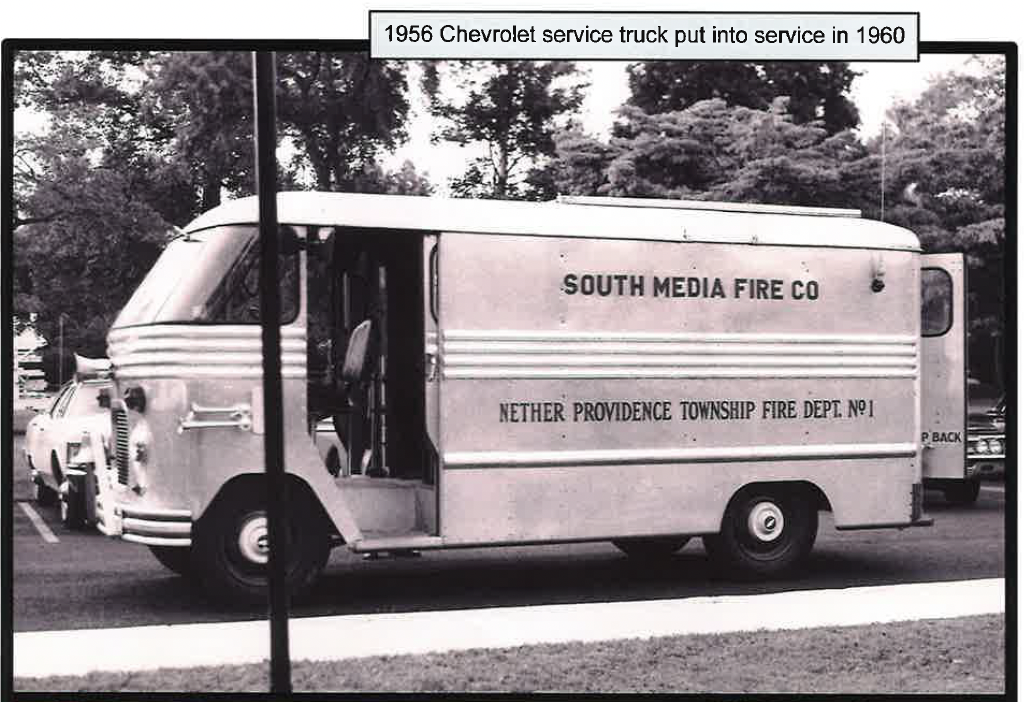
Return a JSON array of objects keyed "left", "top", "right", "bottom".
[
  {"left": 192, "top": 480, "right": 330, "bottom": 605},
  {"left": 60, "top": 486, "right": 86, "bottom": 530},
  {"left": 944, "top": 478, "right": 981, "bottom": 506},
  {"left": 612, "top": 536, "right": 689, "bottom": 559},
  {"left": 703, "top": 485, "right": 818, "bottom": 580},
  {"left": 149, "top": 545, "right": 194, "bottom": 577},
  {"left": 50, "top": 452, "right": 65, "bottom": 489},
  {"left": 34, "top": 481, "right": 57, "bottom": 507}
]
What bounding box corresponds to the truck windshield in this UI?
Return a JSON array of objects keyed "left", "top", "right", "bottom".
[{"left": 112, "top": 225, "right": 299, "bottom": 328}]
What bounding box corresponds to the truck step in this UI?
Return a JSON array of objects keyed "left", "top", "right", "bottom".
[{"left": 352, "top": 532, "right": 443, "bottom": 552}]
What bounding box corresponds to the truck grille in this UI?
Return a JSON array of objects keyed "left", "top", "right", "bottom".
[{"left": 113, "top": 408, "right": 130, "bottom": 485}]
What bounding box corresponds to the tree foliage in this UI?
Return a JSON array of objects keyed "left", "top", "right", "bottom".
[
  {"left": 873, "top": 58, "right": 1007, "bottom": 376},
  {"left": 277, "top": 53, "right": 410, "bottom": 191},
  {"left": 142, "top": 51, "right": 255, "bottom": 211},
  {"left": 423, "top": 60, "right": 587, "bottom": 198},
  {"left": 13, "top": 128, "right": 173, "bottom": 379},
  {"left": 547, "top": 98, "right": 865, "bottom": 205},
  {"left": 626, "top": 62, "right": 860, "bottom": 134}
]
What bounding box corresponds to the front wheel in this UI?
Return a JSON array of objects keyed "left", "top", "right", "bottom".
[
  {"left": 703, "top": 485, "right": 818, "bottom": 579},
  {"left": 192, "top": 481, "right": 330, "bottom": 605},
  {"left": 613, "top": 536, "right": 689, "bottom": 559}
]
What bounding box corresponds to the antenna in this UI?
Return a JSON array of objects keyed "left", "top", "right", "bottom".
[{"left": 880, "top": 120, "right": 886, "bottom": 222}]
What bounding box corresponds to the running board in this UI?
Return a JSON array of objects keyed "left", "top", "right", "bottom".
[{"left": 352, "top": 534, "right": 444, "bottom": 552}]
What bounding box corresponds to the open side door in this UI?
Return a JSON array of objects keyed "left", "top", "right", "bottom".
[
  {"left": 423, "top": 234, "right": 441, "bottom": 533},
  {"left": 920, "top": 254, "right": 967, "bottom": 481}
]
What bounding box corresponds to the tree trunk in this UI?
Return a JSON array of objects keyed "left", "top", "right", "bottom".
[
  {"left": 495, "top": 147, "right": 509, "bottom": 199},
  {"left": 201, "top": 171, "right": 222, "bottom": 210}
]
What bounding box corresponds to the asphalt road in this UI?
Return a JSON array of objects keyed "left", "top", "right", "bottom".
[{"left": 11, "top": 434, "right": 1007, "bottom": 633}]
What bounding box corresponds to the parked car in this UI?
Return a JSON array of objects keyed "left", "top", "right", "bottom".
[
  {"left": 24, "top": 356, "right": 112, "bottom": 527},
  {"left": 965, "top": 394, "right": 1006, "bottom": 487}
]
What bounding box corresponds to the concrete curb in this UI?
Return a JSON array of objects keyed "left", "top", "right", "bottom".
[{"left": 14, "top": 577, "right": 1004, "bottom": 679}]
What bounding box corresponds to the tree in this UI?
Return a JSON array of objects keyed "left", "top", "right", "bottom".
[
  {"left": 13, "top": 51, "right": 188, "bottom": 383},
  {"left": 626, "top": 61, "right": 860, "bottom": 134},
  {"left": 142, "top": 51, "right": 255, "bottom": 210},
  {"left": 561, "top": 97, "right": 860, "bottom": 204},
  {"left": 868, "top": 58, "right": 1007, "bottom": 384},
  {"left": 524, "top": 125, "right": 619, "bottom": 199},
  {"left": 347, "top": 159, "right": 435, "bottom": 195},
  {"left": 423, "top": 61, "right": 587, "bottom": 199},
  {"left": 13, "top": 127, "right": 172, "bottom": 380},
  {"left": 277, "top": 53, "right": 410, "bottom": 191}
]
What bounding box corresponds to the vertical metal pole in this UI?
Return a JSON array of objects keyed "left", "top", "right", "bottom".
[
  {"left": 14, "top": 319, "right": 20, "bottom": 399},
  {"left": 252, "top": 50, "right": 291, "bottom": 694},
  {"left": 880, "top": 121, "right": 886, "bottom": 222}
]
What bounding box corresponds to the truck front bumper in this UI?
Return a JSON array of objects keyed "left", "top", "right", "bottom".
[{"left": 97, "top": 494, "right": 192, "bottom": 547}]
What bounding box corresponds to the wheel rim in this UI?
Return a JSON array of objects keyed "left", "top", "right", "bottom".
[
  {"left": 732, "top": 496, "right": 795, "bottom": 561},
  {"left": 236, "top": 512, "right": 270, "bottom": 566},
  {"left": 747, "top": 501, "right": 785, "bottom": 543}
]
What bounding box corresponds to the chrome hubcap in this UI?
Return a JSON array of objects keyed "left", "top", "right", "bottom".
[
  {"left": 748, "top": 501, "right": 785, "bottom": 542},
  {"left": 238, "top": 514, "right": 269, "bottom": 565}
]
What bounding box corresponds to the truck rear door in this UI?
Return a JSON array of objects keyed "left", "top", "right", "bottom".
[{"left": 920, "top": 254, "right": 967, "bottom": 481}]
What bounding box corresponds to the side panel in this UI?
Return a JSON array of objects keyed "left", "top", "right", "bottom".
[
  {"left": 920, "top": 254, "right": 967, "bottom": 480},
  {"left": 436, "top": 232, "right": 921, "bottom": 543}
]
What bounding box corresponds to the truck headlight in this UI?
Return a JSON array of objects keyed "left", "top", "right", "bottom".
[
  {"left": 988, "top": 438, "right": 1004, "bottom": 455},
  {"left": 974, "top": 439, "right": 991, "bottom": 454},
  {"left": 129, "top": 420, "right": 153, "bottom": 481},
  {"left": 124, "top": 385, "right": 147, "bottom": 413}
]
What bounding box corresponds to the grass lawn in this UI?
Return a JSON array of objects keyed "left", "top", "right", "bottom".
[{"left": 17, "top": 614, "right": 1004, "bottom": 693}]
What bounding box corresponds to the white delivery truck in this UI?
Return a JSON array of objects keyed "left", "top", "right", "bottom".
[{"left": 88, "top": 193, "right": 965, "bottom": 602}]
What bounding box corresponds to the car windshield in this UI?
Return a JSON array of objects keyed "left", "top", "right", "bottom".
[
  {"left": 48, "top": 383, "right": 73, "bottom": 415},
  {"left": 65, "top": 383, "right": 103, "bottom": 417},
  {"left": 112, "top": 225, "right": 299, "bottom": 328}
]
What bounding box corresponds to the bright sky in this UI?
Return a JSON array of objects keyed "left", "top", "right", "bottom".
[{"left": 388, "top": 54, "right": 985, "bottom": 193}]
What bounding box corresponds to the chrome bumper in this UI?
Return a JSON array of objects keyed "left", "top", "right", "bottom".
[
  {"left": 97, "top": 498, "right": 192, "bottom": 547},
  {"left": 967, "top": 458, "right": 1005, "bottom": 479}
]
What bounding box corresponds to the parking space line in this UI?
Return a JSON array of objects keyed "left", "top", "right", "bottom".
[
  {"left": 18, "top": 503, "right": 59, "bottom": 544},
  {"left": 980, "top": 485, "right": 1006, "bottom": 493}
]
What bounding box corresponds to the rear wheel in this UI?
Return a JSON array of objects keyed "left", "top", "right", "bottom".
[
  {"left": 703, "top": 485, "right": 818, "bottom": 579},
  {"left": 192, "top": 481, "right": 330, "bottom": 605},
  {"left": 944, "top": 478, "right": 981, "bottom": 506},
  {"left": 613, "top": 536, "right": 689, "bottom": 559},
  {"left": 149, "top": 545, "right": 194, "bottom": 577}
]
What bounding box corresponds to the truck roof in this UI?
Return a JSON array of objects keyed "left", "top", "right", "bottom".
[{"left": 185, "top": 192, "right": 921, "bottom": 252}]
